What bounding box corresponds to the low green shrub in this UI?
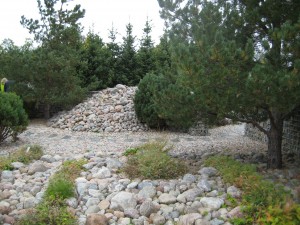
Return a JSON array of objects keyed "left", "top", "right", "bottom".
[
  {"left": 45, "top": 178, "right": 74, "bottom": 200},
  {"left": 0, "top": 92, "right": 28, "bottom": 143},
  {"left": 0, "top": 145, "right": 43, "bottom": 170},
  {"left": 122, "top": 141, "right": 187, "bottom": 179},
  {"left": 16, "top": 199, "right": 77, "bottom": 225},
  {"left": 205, "top": 155, "right": 300, "bottom": 225}
]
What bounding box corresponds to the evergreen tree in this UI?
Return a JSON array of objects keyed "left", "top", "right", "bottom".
[
  {"left": 107, "top": 25, "right": 121, "bottom": 86},
  {"left": 153, "top": 33, "right": 172, "bottom": 73},
  {"left": 136, "top": 18, "right": 156, "bottom": 80},
  {"left": 157, "top": 0, "right": 300, "bottom": 169},
  {"left": 20, "top": 0, "right": 86, "bottom": 118},
  {"left": 118, "top": 23, "right": 138, "bottom": 86},
  {"left": 78, "top": 31, "right": 111, "bottom": 90}
]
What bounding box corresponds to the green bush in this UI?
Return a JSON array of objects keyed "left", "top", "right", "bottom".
[
  {"left": 134, "top": 73, "right": 167, "bottom": 129},
  {"left": 0, "top": 92, "right": 28, "bottom": 143},
  {"left": 122, "top": 141, "right": 187, "bottom": 179},
  {"left": 16, "top": 199, "right": 77, "bottom": 225},
  {"left": 205, "top": 156, "right": 300, "bottom": 225},
  {"left": 45, "top": 178, "right": 74, "bottom": 200}
]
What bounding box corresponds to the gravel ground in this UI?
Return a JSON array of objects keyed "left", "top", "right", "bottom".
[{"left": 1, "top": 120, "right": 267, "bottom": 158}]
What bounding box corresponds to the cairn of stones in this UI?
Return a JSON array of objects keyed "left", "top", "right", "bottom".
[{"left": 49, "top": 85, "right": 149, "bottom": 133}]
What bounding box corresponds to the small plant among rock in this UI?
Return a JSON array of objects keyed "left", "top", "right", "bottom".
[
  {"left": 16, "top": 159, "right": 86, "bottom": 225},
  {"left": 205, "top": 156, "right": 300, "bottom": 225},
  {"left": 0, "top": 145, "right": 43, "bottom": 170},
  {"left": 122, "top": 141, "right": 187, "bottom": 179}
]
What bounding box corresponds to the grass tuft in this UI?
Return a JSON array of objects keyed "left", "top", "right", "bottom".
[
  {"left": 0, "top": 145, "right": 43, "bottom": 170},
  {"left": 122, "top": 141, "right": 187, "bottom": 179},
  {"left": 205, "top": 155, "right": 300, "bottom": 225}
]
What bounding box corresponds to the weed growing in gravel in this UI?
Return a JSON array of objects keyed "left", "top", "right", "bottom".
[
  {"left": 0, "top": 145, "right": 43, "bottom": 170},
  {"left": 16, "top": 159, "right": 86, "bottom": 225},
  {"left": 205, "top": 156, "right": 300, "bottom": 225},
  {"left": 122, "top": 141, "right": 187, "bottom": 179}
]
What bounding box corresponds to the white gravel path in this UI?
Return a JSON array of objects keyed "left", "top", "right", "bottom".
[{"left": 1, "top": 120, "right": 267, "bottom": 158}]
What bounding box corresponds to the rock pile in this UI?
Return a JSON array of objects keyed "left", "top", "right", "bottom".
[
  {"left": 0, "top": 152, "right": 244, "bottom": 225},
  {"left": 49, "top": 85, "right": 149, "bottom": 133}
]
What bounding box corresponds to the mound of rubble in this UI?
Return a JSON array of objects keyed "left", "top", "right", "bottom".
[{"left": 48, "top": 85, "right": 149, "bottom": 132}]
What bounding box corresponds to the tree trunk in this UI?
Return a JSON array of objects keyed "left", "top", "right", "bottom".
[
  {"left": 44, "top": 103, "right": 51, "bottom": 120},
  {"left": 267, "top": 114, "right": 284, "bottom": 169}
]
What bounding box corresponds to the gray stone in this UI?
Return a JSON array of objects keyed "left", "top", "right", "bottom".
[
  {"left": 137, "top": 186, "right": 156, "bottom": 200},
  {"left": 200, "top": 197, "right": 224, "bottom": 210},
  {"left": 85, "top": 205, "right": 101, "bottom": 214},
  {"left": 110, "top": 191, "right": 137, "bottom": 211},
  {"left": 86, "top": 198, "right": 100, "bottom": 207},
  {"left": 227, "top": 186, "right": 241, "bottom": 198},
  {"left": 0, "top": 201, "right": 10, "bottom": 214},
  {"left": 151, "top": 214, "right": 166, "bottom": 225},
  {"left": 197, "top": 179, "right": 212, "bottom": 192},
  {"left": 86, "top": 213, "right": 108, "bottom": 225},
  {"left": 93, "top": 167, "right": 111, "bottom": 179},
  {"left": 178, "top": 213, "right": 202, "bottom": 225},
  {"left": 66, "top": 197, "right": 78, "bottom": 208},
  {"left": 106, "top": 158, "right": 123, "bottom": 169},
  {"left": 182, "top": 174, "right": 197, "bottom": 183},
  {"left": 1, "top": 171, "right": 13, "bottom": 182},
  {"left": 23, "top": 197, "right": 36, "bottom": 209},
  {"left": 139, "top": 200, "right": 156, "bottom": 217},
  {"left": 28, "top": 162, "right": 49, "bottom": 175},
  {"left": 40, "top": 155, "right": 56, "bottom": 163},
  {"left": 195, "top": 219, "right": 210, "bottom": 225},
  {"left": 99, "top": 199, "right": 110, "bottom": 210},
  {"left": 210, "top": 218, "right": 225, "bottom": 225},
  {"left": 124, "top": 208, "right": 140, "bottom": 219},
  {"left": 11, "top": 162, "right": 25, "bottom": 169},
  {"left": 159, "top": 193, "right": 177, "bottom": 204},
  {"left": 127, "top": 181, "right": 139, "bottom": 189},
  {"left": 228, "top": 206, "right": 243, "bottom": 219},
  {"left": 181, "top": 188, "right": 203, "bottom": 202},
  {"left": 199, "top": 167, "right": 218, "bottom": 177},
  {"left": 137, "top": 181, "right": 153, "bottom": 190}
]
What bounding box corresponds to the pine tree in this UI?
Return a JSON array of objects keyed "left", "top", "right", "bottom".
[
  {"left": 136, "top": 18, "right": 156, "bottom": 80},
  {"left": 107, "top": 24, "right": 121, "bottom": 86},
  {"left": 157, "top": 0, "right": 300, "bottom": 169},
  {"left": 79, "top": 31, "right": 111, "bottom": 90},
  {"left": 20, "top": 0, "right": 86, "bottom": 118},
  {"left": 118, "top": 23, "right": 138, "bottom": 86}
]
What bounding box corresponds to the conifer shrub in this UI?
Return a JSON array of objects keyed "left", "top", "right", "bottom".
[
  {"left": 134, "top": 73, "right": 167, "bottom": 129},
  {"left": 0, "top": 92, "right": 28, "bottom": 143},
  {"left": 122, "top": 141, "right": 187, "bottom": 179}
]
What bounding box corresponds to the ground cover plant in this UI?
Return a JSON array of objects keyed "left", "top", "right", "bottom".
[
  {"left": 16, "top": 159, "right": 86, "bottom": 225},
  {"left": 122, "top": 141, "right": 187, "bottom": 179},
  {"left": 0, "top": 145, "right": 43, "bottom": 171},
  {"left": 205, "top": 156, "right": 300, "bottom": 225}
]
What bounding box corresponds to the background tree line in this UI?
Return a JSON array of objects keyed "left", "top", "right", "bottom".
[
  {"left": 0, "top": 0, "right": 171, "bottom": 119},
  {"left": 1, "top": 0, "right": 299, "bottom": 169}
]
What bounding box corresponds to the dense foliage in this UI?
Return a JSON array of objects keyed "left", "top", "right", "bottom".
[
  {"left": 134, "top": 73, "right": 167, "bottom": 128},
  {"left": 155, "top": 0, "right": 300, "bottom": 169},
  {"left": 19, "top": 0, "right": 86, "bottom": 119},
  {"left": 0, "top": 92, "right": 28, "bottom": 143}
]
